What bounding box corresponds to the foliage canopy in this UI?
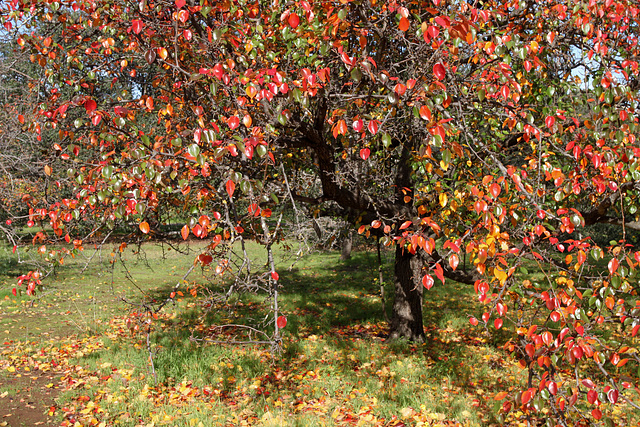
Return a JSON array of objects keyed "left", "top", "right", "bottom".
[{"left": 3, "top": 0, "right": 640, "bottom": 424}]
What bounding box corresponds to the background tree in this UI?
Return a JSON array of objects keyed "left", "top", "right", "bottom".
[{"left": 3, "top": 0, "right": 640, "bottom": 423}]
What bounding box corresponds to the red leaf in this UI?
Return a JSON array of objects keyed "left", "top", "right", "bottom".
[
  {"left": 521, "top": 389, "right": 533, "bottom": 405},
  {"left": 225, "top": 180, "right": 235, "bottom": 197},
  {"left": 181, "top": 225, "right": 189, "bottom": 240},
  {"left": 545, "top": 115, "right": 555, "bottom": 129},
  {"left": 422, "top": 274, "right": 434, "bottom": 290},
  {"left": 288, "top": 13, "right": 300, "bottom": 28},
  {"left": 271, "top": 271, "right": 279, "bottom": 281},
  {"left": 177, "top": 9, "right": 189, "bottom": 23},
  {"left": 435, "top": 16, "right": 450, "bottom": 28},
  {"left": 489, "top": 183, "right": 501, "bottom": 198},
  {"left": 608, "top": 258, "right": 619, "bottom": 275},
  {"left": 353, "top": 119, "right": 363, "bottom": 132},
  {"left": 359, "top": 148, "right": 370, "bottom": 160},
  {"left": 198, "top": 254, "right": 213, "bottom": 265},
  {"left": 175, "top": 0, "right": 185, "bottom": 7},
  {"left": 18, "top": 114, "right": 24, "bottom": 124},
  {"left": 228, "top": 116, "right": 240, "bottom": 130},
  {"left": 494, "top": 318, "right": 503, "bottom": 329},
  {"left": 433, "top": 63, "right": 446, "bottom": 80},
  {"left": 367, "top": 120, "right": 379, "bottom": 135},
  {"left": 469, "top": 317, "right": 478, "bottom": 326},
  {"left": 12, "top": 288, "right": 17, "bottom": 296},
  {"left": 84, "top": 99, "right": 97, "bottom": 113},
  {"left": 131, "top": 19, "right": 144, "bottom": 34},
  {"left": 277, "top": 315, "right": 287, "bottom": 329}
]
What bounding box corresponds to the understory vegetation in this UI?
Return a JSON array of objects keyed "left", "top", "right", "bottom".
[{"left": 1, "top": 240, "right": 638, "bottom": 426}]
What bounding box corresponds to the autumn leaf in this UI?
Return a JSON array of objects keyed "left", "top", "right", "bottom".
[
  {"left": 398, "top": 17, "right": 410, "bottom": 32},
  {"left": 433, "top": 63, "right": 446, "bottom": 80},
  {"left": 422, "top": 274, "right": 434, "bottom": 290},
  {"left": 131, "top": 19, "right": 143, "bottom": 34},
  {"left": 225, "top": 180, "right": 236, "bottom": 198},
  {"left": 139, "top": 221, "right": 150, "bottom": 234},
  {"left": 84, "top": 99, "right": 97, "bottom": 113},
  {"left": 276, "top": 315, "right": 287, "bottom": 328},
  {"left": 288, "top": 13, "right": 300, "bottom": 28}
]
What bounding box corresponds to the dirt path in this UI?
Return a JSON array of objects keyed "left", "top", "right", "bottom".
[{"left": 0, "top": 369, "right": 59, "bottom": 426}]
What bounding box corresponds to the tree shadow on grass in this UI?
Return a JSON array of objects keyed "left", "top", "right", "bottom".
[{"left": 66, "top": 247, "right": 516, "bottom": 425}]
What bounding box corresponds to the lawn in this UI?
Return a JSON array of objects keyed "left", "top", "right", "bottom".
[{"left": 0, "top": 239, "right": 635, "bottom": 426}]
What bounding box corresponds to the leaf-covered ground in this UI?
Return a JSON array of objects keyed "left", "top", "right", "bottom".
[{"left": 1, "top": 242, "right": 639, "bottom": 426}]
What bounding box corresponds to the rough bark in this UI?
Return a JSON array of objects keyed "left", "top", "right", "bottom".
[{"left": 388, "top": 245, "right": 425, "bottom": 342}]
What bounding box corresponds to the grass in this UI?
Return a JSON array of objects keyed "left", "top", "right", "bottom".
[{"left": 0, "top": 239, "right": 638, "bottom": 426}]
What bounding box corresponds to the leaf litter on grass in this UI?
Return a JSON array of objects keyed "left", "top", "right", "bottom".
[
  {"left": 5, "top": 243, "right": 638, "bottom": 426},
  {"left": 1, "top": 308, "right": 528, "bottom": 427}
]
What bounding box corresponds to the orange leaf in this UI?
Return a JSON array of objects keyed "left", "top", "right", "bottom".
[
  {"left": 139, "top": 221, "right": 150, "bottom": 234},
  {"left": 419, "top": 105, "right": 431, "bottom": 121},
  {"left": 434, "top": 263, "right": 444, "bottom": 283},
  {"left": 449, "top": 254, "right": 459, "bottom": 271},
  {"left": 181, "top": 224, "right": 189, "bottom": 240},
  {"left": 494, "top": 391, "right": 508, "bottom": 401},
  {"left": 399, "top": 17, "right": 410, "bottom": 32}
]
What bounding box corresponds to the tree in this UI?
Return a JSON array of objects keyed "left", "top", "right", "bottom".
[{"left": 3, "top": 0, "right": 640, "bottom": 423}]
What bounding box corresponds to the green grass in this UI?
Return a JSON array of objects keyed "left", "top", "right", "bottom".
[{"left": 0, "top": 239, "right": 638, "bottom": 426}]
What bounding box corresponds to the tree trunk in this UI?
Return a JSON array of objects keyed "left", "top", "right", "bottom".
[
  {"left": 340, "top": 230, "right": 352, "bottom": 260},
  {"left": 388, "top": 245, "right": 425, "bottom": 342}
]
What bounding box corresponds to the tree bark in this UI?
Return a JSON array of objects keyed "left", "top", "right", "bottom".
[
  {"left": 340, "top": 230, "right": 352, "bottom": 260},
  {"left": 388, "top": 245, "right": 425, "bottom": 342}
]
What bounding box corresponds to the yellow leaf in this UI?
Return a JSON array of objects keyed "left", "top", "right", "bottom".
[
  {"left": 439, "top": 193, "right": 448, "bottom": 207},
  {"left": 494, "top": 267, "right": 507, "bottom": 285}
]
